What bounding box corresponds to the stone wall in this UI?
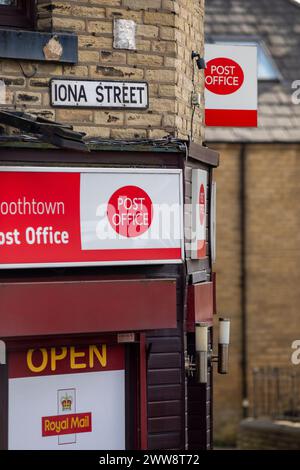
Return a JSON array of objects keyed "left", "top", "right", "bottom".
[
  {"left": 238, "top": 419, "right": 300, "bottom": 450},
  {"left": 0, "top": 0, "right": 205, "bottom": 142}
]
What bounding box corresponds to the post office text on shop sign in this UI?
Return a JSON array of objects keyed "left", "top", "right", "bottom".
[{"left": 50, "top": 79, "right": 149, "bottom": 108}]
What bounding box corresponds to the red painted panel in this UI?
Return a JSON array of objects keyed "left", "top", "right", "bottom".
[
  {"left": 205, "top": 109, "right": 257, "bottom": 127},
  {"left": 139, "top": 333, "right": 148, "bottom": 450},
  {"left": 187, "top": 282, "right": 213, "bottom": 331},
  {"left": 0, "top": 279, "right": 177, "bottom": 337}
]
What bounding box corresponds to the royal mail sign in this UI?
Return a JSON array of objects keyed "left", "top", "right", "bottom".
[
  {"left": 205, "top": 44, "right": 257, "bottom": 127},
  {"left": 8, "top": 343, "right": 125, "bottom": 449},
  {"left": 50, "top": 79, "right": 148, "bottom": 108},
  {"left": 0, "top": 167, "right": 183, "bottom": 268}
]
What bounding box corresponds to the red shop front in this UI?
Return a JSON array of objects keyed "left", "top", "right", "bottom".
[{"left": 0, "top": 140, "right": 219, "bottom": 450}]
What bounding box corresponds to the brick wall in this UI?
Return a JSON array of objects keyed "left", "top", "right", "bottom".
[
  {"left": 245, "top": 143, "right": 300, "bottom": 417},
  {"left": 0, "top": 0, "right": 205, "bottom": 143},
  {"left": 212, "top": 144, "right": 243, "bottom": 444},
  {"left": 211, "top": 142, "right": 300, "bottom": 445}
]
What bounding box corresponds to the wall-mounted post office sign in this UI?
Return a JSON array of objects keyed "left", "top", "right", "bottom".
[
  {"left": 191, "top": 169, "right": 207, "bottom": 259},
  {"left": 50, "top": 79, "right": 149, "bottom": 109},
  {"left": 0, "top": 167, "right": 183, "bottom": 268},
  {"left": 205, "top": 44, "right": 257, "bottom": 127}
]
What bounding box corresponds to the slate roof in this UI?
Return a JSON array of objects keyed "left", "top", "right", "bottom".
[{"left": 205, "top": 0, "right": 300, "bottom": 143}]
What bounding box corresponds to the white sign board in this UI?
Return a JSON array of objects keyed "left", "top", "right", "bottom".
[
  {"left": 50, "top": 79, "right": 148, "bottom": 108},
  {"left": 205, "top": 44, "right": 257, "bottom": 127},
  {"left": 8, "top": 343, "right": 125, "bottom": 450},
  {"left": 191, "top": 169, "right": 207, "bottom": 259}
]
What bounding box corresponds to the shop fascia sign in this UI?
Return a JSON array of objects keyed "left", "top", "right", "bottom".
[
  {"left": 0, "top": 167, "right": 184, "bottom": 268},
  {"left": 50, "top": 79, "right": 148, "bottom": 109},
  {"left": 204, "top": 44, "right": 257, "bottom": 127}
]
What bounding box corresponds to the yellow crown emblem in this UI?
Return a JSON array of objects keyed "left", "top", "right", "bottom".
[{"left": 61, "top": 393, "right": 72, "bottom": 411}]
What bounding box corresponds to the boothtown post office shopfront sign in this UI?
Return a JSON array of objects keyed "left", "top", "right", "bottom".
[
  {"left": 0, "top": 167, "right": 183, "bottom": 268},
  {"left": 50, "top": 79, "right": 149, "bottom": 108}
]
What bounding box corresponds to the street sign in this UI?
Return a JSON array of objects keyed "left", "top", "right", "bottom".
[
  {"left": 50, "top": 79, "right": 148, "bottom": 109},
  {"left": 0, "top": 167, "right": 183, "bottom": 268},
  {"left": 205, "top": 44, "right": 257, "bottom": 127}
]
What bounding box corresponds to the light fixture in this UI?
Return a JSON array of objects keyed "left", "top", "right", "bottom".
[
  {"left": 218, "top": 318, "right": 230, "bottom": 374},
  {"left": 195, "top": 322, "right": 208, "bottom": 383},
  {"left": 185, "top": 318, "right": 231, "bottom": 384},
  {"left": 191, "top": 51, "right": 206, "bottom": 70}
]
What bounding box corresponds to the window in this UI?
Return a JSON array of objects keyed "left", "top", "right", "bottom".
[
  {"left": 208, "top": 38, "right": 281, "bottom": 81},
  {"left": 0, "top": 0, "right": 35, "bottom": 29}
]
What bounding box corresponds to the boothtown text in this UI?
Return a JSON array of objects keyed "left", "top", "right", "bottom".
[{"left": 0, "top": 197, "right": 65, "bottom": 216}]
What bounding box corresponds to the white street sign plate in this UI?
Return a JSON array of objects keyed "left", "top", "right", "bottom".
[{"left": 50, "top": 79, "right": 149, "bottom": 109}]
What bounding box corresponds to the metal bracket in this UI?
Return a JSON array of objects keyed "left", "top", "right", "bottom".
[{"left": 185, "top": 353, "right": 196, "bottom": 377}]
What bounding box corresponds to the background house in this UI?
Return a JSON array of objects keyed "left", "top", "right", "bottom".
[{"left": 205, "top": 0, "right": 300, "bottom": 444}]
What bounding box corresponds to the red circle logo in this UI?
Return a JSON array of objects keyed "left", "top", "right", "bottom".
[
  {"left": 107, "top": 185, "right": 153, "bottom": 238},
  {"left": 199, "top": 184, "right": 205, "bottom": 225},
  {"left": 205, "top": 57, "right": 244, "bottom": 95}
]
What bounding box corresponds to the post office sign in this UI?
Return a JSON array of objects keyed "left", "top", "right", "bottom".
[
  {"left": 205, "top": 44, "right": 257, "bottom": 127},
  {"left": 0, "top": 166, "right": 183, "bottom": 268}
]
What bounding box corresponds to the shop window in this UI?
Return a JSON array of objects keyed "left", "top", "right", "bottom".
[
  {"left": 0, "top": 0, "right": 35, "bottom": 29},
  {"left": 0, "top": 1, "right": 77, "bottom": 63}
]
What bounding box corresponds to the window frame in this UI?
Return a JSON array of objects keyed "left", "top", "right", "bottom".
[
  {"left": 0, "top": 0, "right": 35, "bottom": 29},
  {"left": 206, "top": 35, "right": 282, "bottom": 82}
]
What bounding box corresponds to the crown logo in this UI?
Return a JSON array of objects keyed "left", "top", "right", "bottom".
[{"left": 61, "top": 393, "right": 72, "bottom": 411}]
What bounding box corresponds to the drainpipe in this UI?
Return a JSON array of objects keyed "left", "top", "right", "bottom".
[{"left": 240, "top": 143, "right": 249, "bottom": 419}]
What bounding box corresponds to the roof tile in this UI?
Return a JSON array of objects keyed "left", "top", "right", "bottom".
[{"left": 205, "top": 0, "right": 300, "bottom": 143}]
